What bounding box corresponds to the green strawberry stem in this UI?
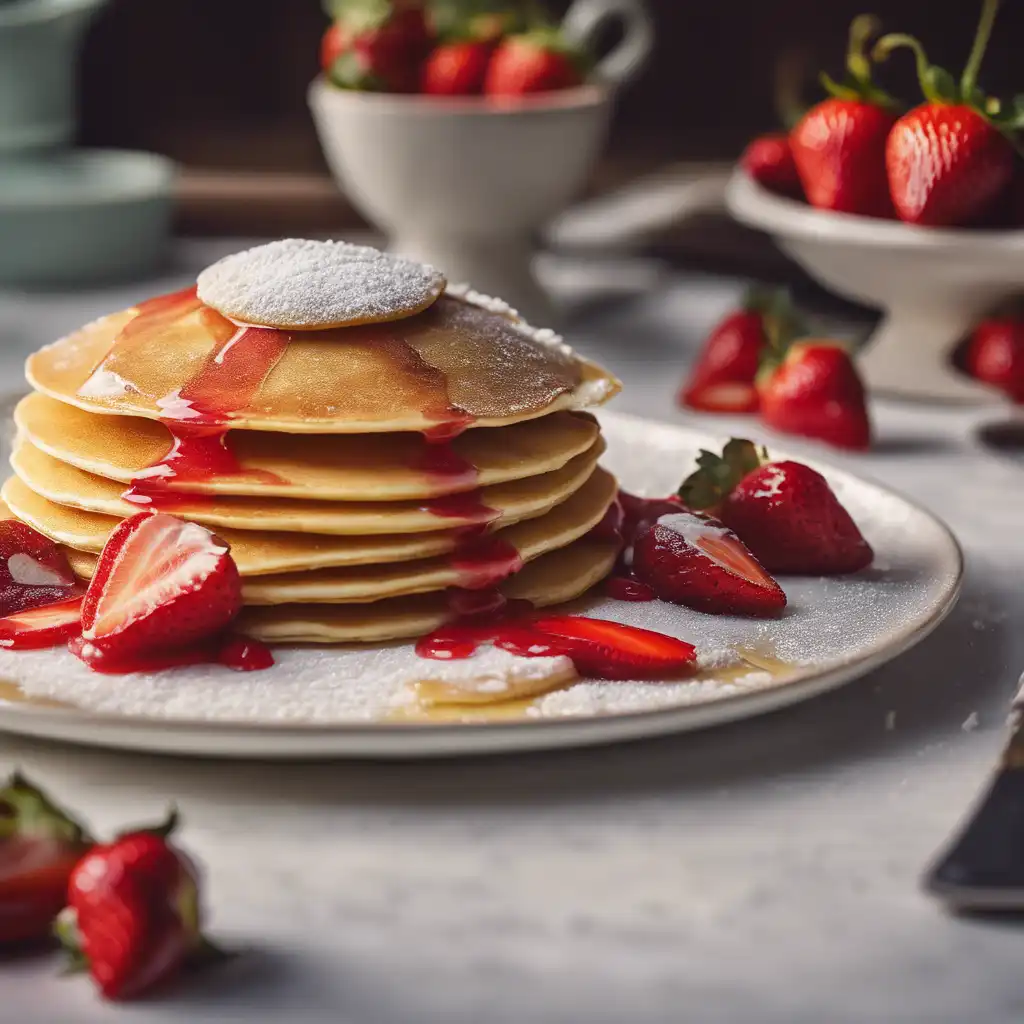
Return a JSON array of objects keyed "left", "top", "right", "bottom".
[
  {"left": 678, "top": 440, "right": 770, "bottom": 511},
  {"left": 962, "top": 0, "right": 1001, "bottom": 99},
  {"left": 874, "top": 0, "right": 1000, "bottom": 108},
  {"left": 820, "top": 14, "right": 898, "bottom": 110},
  {"left": 115, "top": 805, "right": 180, "bottom": 842}
]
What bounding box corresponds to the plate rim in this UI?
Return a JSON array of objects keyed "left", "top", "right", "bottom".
[{"left": 0, "top": 408, "right": 965, "bottom": 757}]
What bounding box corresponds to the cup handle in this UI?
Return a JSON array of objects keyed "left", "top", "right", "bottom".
[{"left": 562, "top": 0, "right": 654, "bottom": 89}]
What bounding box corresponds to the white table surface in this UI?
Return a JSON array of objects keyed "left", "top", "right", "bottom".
[{"left": 2, "top": 241, "right": 1024, "bottom": 1023}]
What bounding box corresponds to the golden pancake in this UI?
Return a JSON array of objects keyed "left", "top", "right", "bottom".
[
  {"left": 27, "top": 294, "right": 619, "bottom": 434},
  {"left": 10, "top": 438, "right": 603, "bottom": 535},
  {"left": 65, "top": 466, "right": 618, "bottom": 605},
  {"left": 3, "top": 475, "right": 484, "bottom": 573},
  {"left": 16, "top": 393, "right": 600, "bottom": 501},
  {"left": 239, "top": 538, "right": 619, "bottom": 643}
]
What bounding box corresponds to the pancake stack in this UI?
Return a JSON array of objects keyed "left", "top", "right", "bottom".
[{"left": 4, "top": 240, "right": 622, "bottom": 643}]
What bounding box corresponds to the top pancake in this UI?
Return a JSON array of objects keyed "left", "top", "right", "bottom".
[
  {"left": 196, "top": 239, "right": 447, "bottom": 329},
  {"left": 27, "top": 291, "right": 620, "bottom": 434}
]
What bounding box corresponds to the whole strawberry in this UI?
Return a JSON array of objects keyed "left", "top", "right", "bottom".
[
  {"left": 679, "top": 439, "right": 874, "bottom": 575},
  {"left": 876, "top": 0, "right": 1018, "bottom": 227},
  {"left": 789, "top": 16, "right": 899, "bottom": 218},
  {"left": 58, "top": 811, "right": 215, "bottom": 1002},
  {"left": 0, "top": 774, "right": 91, "bottom": 946},
  {"left": 484, "top": 28, "right": 585, "bottom": 96},
  {"left": 741, "top": 133, "right": 803, "bottom": 200},
  {"left": 758, "top": 341, "right": 872, "bottom": 451},
  {"left": 422, "top": 40, "right": 493, "bottom": 95},
  {"left": 966, "top": 316, "right": 1024, "bottom": 402},
  {"left": 325, "top": 0, "right": 432, "bottom": 93}
]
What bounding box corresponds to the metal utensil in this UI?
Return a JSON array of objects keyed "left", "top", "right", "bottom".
[{"left": 926, "top": 673, "right": 1024, "bottom": 910}]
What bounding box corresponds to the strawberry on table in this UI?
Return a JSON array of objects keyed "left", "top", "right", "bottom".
[
  {"left": 740, "top": 133, "right": 803, "bottom": 200},
  {"left": 876, "top": 0, "right": 1018, "bottom": 228},
  {"left": 965, "top": 316, "right": 1024, "bottom": 402},
  {"left": 789, "top": 16, "right": 899, "bottom": 219},
  {"left": 679, "top": 439, "right": 874, "bottom": 575},
  {"left": 58, "top": 811, "right": 217, "bottom": 1002},
  {"left": 758, "top": 340, "right": 872, "bottom": 451},
  {"left": 484, "top": 28, "right": 586, "bottom": 96},
  {"left": 77, "top": 512, "right": 242, "bottom": 667},
  {"left": 679, "top": 292, "right": 788, "bottom": 414},
  {"left": 0, "top": 773, "right": 91, "bottom": 946},
  {"left": 631, "top": 510, "right": 787, "bottom": 617}
]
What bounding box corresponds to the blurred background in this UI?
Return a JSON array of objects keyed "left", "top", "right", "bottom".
[{"left": 76, "top": 0, "right": 1024, "bottom": 243}]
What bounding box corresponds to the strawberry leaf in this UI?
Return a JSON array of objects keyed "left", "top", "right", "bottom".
[
  {"left": 678, "top": 439, "right": 769, "bottom": 511},
  {"left": 0, "top": 771, "right": 91, "bottom": 845}
]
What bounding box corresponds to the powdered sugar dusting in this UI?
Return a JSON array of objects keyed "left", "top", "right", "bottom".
[
  {"left": 196, "top": 239, "right": 446, "bottom": 329},
  {"left": 0, "top": 413, "right": 960, "bottom": 726}
]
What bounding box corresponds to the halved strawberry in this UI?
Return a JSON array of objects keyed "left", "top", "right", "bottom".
[
  {"left": 525, "top": 616, "right": 697, "bottom": 680},
  {"left": 632, "top": 511, "right": 786, "bottom": 617},
  {"left": 80, "top": 513, "right": 242, "bottom": 661},
  {"left": 679, "top": 439, "right": 874, "bottom": 575},
  {"left": 0, "top": 597, "right": 83, "bottom": 650},
  {"left": 0, "top": 520, "right": 80, "bottom": 617}
]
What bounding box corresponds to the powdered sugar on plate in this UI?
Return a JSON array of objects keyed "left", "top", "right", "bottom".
[
  {"left": 196, "top": 239, "right": 446, "bottom": 329},
  {"left": 0, "top": 412, "right": 961, "bottom": 728}
]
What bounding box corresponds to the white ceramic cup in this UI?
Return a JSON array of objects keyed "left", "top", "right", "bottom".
[{"left": 309, "top": 0, "right": 653, "bottom": 324}]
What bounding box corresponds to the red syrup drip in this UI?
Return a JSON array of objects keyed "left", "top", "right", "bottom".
[
  {"left": 120, "top": 318, "right": 291, "bottom": 509},
  {"left": 69, "top": 633, "right": 275, "bottom": 676},
  {"left": 416, "top": 597, "right": 537, "bottom": 659}
]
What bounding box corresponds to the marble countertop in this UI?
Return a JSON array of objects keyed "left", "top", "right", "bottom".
[{"left": 2, "top": 243, "right": 1024, "bottom": 1023}]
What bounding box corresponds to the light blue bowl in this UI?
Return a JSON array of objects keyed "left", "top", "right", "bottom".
[
  {"left": 0, "top": 149, "right": 176, "bottom": 286},
  {"left": 0, "top": 0, "right": 108, "bottom": 151}
]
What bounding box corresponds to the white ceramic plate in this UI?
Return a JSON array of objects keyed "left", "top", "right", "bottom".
[{"left": 0, "top": 410, "right": 962, "bottom": 759}]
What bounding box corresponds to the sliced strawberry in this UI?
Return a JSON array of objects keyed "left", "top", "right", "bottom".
[
  {"left": 526, "top": 616, "right": 697, "bottom": 680},
  {"left": 679, "top": 308, "right": 766, "bottom": 414},
  {"left": 0, "top": 597, "right": 83, "bottom": 650},
  {"left": 684, "top": 380, "right": 760, "bottom": 413},
  {"left": 81, "top": 513, "right": 242, "bottom": 661},
  {"left": 632, "top": 511, "right": 786, "bottom": 617},
  {"left": 679, "top": 440, "right": 874, "bottom": 575},
  {"left": 0, "top": 519, "right": 80, "bottom": 617}
]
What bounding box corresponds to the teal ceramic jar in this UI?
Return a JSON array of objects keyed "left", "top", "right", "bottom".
[{"left": 0, "top": 0, "right": 107, "bottom": 152}]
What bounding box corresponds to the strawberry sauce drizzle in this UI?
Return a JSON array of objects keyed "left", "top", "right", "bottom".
[
  {"left": 415, "top": 406, "right": 528, "bottom": 595},
  {"left": 69, "top": 633, "right": 274, "bottom": 675},
  {"left": 113, "top": 296, "right": 292, "bottom": 508}
]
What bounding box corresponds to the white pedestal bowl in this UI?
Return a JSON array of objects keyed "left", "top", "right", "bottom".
[
  {"left": 727, "top": 171, "right": 1024, "bottom": 405},
  {"left": 309, "top": 82, "right": 614, "bottom": 325}
]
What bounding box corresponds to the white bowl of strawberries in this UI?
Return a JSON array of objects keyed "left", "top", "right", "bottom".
[
  {"left": 727, "top": 2, "right": 1024, "bottom": 405},
  {"left": 308, "top": 0, "right": 652, "bottom": 322}
]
